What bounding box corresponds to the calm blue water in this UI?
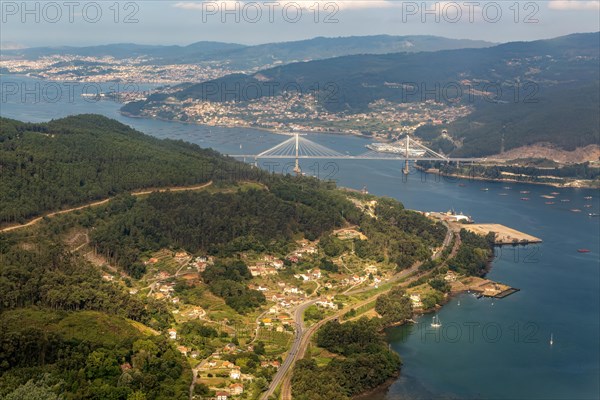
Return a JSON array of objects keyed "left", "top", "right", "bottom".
[{"left": 2, "top": 75, "right": 599, "bottom": 400}]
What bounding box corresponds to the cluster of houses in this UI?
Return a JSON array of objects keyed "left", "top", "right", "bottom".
[
  {"left": 136, "top": 246, "right": 405, "bottom": 399},
  {"left": 216, "top": 384, "right": 243, "bottom": 400},
  {"left": 248, "top": 255, "right": 285, "bottom": 277},
  {"left": 260, "top": 314, "right": 295, "bottom": 331},
  {"left": 410, "top": 294, "right": 423, "bottom": 309},
  {"left": 286, "top": 242, "right": 318, "bottom": 264},
  {"left": 315, "top": 299, "right": 337, "bottom": 309},
  {"left": 192, "top": 255, "right": 213, "bottom": 273},
  {"left": 198, "top": 342, "right": 282, "bottom": 399},
  {"left": 153, "top": 281, "right": 176, "bottom": 300},
  {"left": 293, "top": 268, "right": 322, "bottom": 281},
  {"left": 341, "top": 274, "right": 368, "bottom": 286},
  {"left": 269, "top": 291, "right": 308, "bottom": 310}
]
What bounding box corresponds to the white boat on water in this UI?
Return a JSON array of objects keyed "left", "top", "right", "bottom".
[
  {"left": 550, "top": 333, "right": 554, "bottom": 346},
  {"left": 431, "top": 315, "right": 442, "bottom": 328}
]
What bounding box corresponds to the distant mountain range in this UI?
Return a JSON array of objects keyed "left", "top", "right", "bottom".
[
  {"left": 2, "top": 41, "right": 246, "bottom": 61},
  {"left": 3, "top": 35, "right": 493, "bottom": 70},
  {"left": 127, "top": 32, "right": 599, "bottom": 157}
]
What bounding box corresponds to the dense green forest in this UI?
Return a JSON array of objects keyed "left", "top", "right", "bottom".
[
  {"left": 0, "top": 232, "right": 190, "bottom": 399},
  {"left": 375, "top": 287, "right": 413, "bottom": 326},
  {"left": 0, "top": 114, "right": 260, "bottom": 224},
  {"left": 88, "top": 185, "right": 445, "bottom": 283},
  {"left": 420, "top": 83, "right": 600, "bottom": 157},
  {"left": 201, "top": 261, "right": 266, "bottom": 314},
  {"left": 449, "top": 229, "right": 495, "bottom": 276},
  {"left": 291, "top": 318, "right": 400, "bottom": 400}
]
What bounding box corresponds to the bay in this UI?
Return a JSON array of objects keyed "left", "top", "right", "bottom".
[{"left": 1, "top": 75, "right": 598, "bottom": 400}]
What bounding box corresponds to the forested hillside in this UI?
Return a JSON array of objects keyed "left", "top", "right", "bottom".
[
  {"left": 292, "top": 318, "right": 401, "bottom": 400},
  {"left": 89, "top": 178, "right": 445, "bottom": 279},
  {"left": 0, "top": 114, "right": 449, "bottom": 399},
  {"left": 0, "top": 114, "right": 260, "bottom": 225},
  {"left": 0, "top": 231, "right": 190, "bottom": 399}
]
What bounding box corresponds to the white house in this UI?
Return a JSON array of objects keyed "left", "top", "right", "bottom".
[
  {"left": 410, "top": 294, "right": 423, "bottom": 308},
  {"left": 230, "top": 383, "right": 244, "bottom": 395},
  {"left": 230, "top": 368, "right": 241, "bottom": 380}
]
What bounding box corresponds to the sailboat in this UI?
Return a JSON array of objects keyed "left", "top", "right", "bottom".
[
  {"left": 550, "top": 333, "right": 554, "bottom": 346},
  {"left": 431, "top": 315, "right": 442, "bottom": 328}
]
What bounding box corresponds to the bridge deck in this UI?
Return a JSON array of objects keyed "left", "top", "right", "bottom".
[
  {"left": 230, "top": 134, "right": 488, "bottom": 163},
  {"left": 229, "top": 155, "right": 487, "bottom": 162}
]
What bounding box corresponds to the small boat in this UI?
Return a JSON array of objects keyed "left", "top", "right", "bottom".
[
  {"left": 584, "top": 205, "right": 592, "bottom": 208},
  {"left": 499, "top": 193, "right": 508, "bottom": 196},
  {"left": 503, "top": 186, "right": 512, "bottom": 190},
  {"left": 431, "top": 315, "right": 442, "bottom": 328},
  {"left": 571, "top": 209, "right": 582, "bottom": 213},
  {"left": 589, "top": 213, "right": 600, "bottom": 217},
  {"left": 578, "top": 249, "right": 591, "bottom": 253},
  {"left": 481, "top": 188, "right": 489, "bottom": 191},
  {"left": 521, "top": 197, "right": 530, "bottom": 201},
  {"left": 457, "top": 300, "right": 461, "bottom": 306},
  {"left": 551, "top": 192, "right": 560, "bottom": 195},
  {"left": 584, "top": 196, "right": 593, "bottom": 200},
  {"left": 458, "top": 183, "right": 466, "bottom": 187},
  {"left": 545, "top": 202, "right": 555, "bottom": 205},
  {"left": 560, "top": 199, "right": 570, "bottom": 202},
  {"left": 550, "top": 333, "right": 554, "bottom": 346},
  {"left": 520, "top": 190, "right": 530, "bottom": 194}
]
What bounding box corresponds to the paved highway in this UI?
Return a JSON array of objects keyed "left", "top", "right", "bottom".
[
  {"left": 260, "top": 299, "right": 318, "bottom": 400},
  {"left": 265, "top": 221, "right": 456, "bottom": 399}
]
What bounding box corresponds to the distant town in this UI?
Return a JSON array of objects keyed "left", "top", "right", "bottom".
[
  {"left": 0, "top": 54, "right": 240, "bottom": 84},
  {"left": 130, "top": 94, "right": 472, "bottom": 140}
]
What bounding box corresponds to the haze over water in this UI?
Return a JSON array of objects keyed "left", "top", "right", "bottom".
[{"left": 1, "top": 75, "right": 599, "bottom": 400}]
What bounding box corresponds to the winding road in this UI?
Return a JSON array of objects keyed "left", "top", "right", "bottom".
[
  {"left": 0, "top": 181, "right": 213, "bottom": 234},
  {"left": 264, "top": 221, "right": 456, "bottom": 400}
]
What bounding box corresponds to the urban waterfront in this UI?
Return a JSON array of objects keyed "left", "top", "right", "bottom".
[{"left": 1, "top": 75, "right": 599, "bottom": 400}]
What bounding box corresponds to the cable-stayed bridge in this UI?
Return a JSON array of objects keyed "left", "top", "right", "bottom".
[{"left": 230, "top": 133, "right": 486, "bottom": 174}]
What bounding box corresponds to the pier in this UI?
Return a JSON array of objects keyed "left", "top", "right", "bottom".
[
  {"left": 464, "top": 223, "right": 542, "bottom": 245},
  {"left": 451, "top": 277, "right": 520, "bottom": 299}
]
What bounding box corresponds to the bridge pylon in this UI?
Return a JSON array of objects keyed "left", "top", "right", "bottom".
[
  {"left": 293, "top": 133, "right": 302, "bottom": 175},
  {"left": 403, "top": 135, "right": 410, "bottom": 175}
]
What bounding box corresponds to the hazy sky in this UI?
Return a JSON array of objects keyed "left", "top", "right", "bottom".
[{"left": 1, "top": 1, "right": 599, "bottom": 49}]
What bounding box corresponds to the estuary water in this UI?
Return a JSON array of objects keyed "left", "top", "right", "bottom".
[{"left": 1, "top": 75, "right": 599, "bottom": 400}]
